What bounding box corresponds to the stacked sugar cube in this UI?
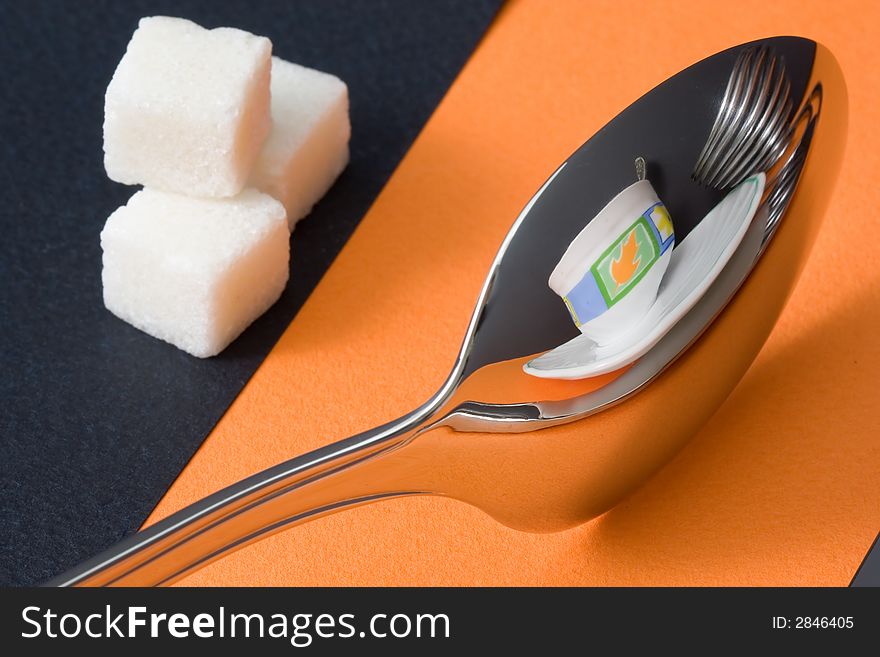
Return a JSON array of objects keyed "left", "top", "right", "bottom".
[{"left": 100, "top": 17, "right": 350, "bottom": 357}]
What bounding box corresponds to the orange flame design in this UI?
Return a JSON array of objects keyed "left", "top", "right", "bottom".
[{"left": 611, "top": 230, "right": 641, "bottom": 289}]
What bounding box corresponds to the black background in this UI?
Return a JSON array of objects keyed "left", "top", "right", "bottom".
[{"left": 0, "top": 0, "right": 500, "bottom": 585}]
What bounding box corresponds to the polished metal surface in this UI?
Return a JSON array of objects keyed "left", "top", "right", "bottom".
[
  {"left": 763, "top": 84, "right": 821, "bottom": 240},
  {"left": 693, "top": 46, "right": 794, "bottom": 190},
  {"left": 47, "top": 37, "right": 843, "bottom": 586}
]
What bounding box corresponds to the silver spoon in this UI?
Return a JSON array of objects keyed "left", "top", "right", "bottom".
[{"left": 48, "top": 36, "right": 844, "bottom": 586}]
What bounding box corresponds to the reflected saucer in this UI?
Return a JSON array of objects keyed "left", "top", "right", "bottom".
[{"left": 525, "top": 173, "right": 765, "bottom": 380}]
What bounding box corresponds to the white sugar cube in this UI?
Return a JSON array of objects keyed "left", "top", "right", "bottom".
[
  {"left": 103, "top": 16, "right": 272, "bottom": 198},
  {"left": 101, "top": 188, "right": 289, "bottom": 358},
  {"left": 249, "top": 56, "right": 350, "bottom": 229}
]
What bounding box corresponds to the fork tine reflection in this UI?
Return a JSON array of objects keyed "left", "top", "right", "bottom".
[{"left": 693, "top": 46, "right": 794, "bottom": 190}]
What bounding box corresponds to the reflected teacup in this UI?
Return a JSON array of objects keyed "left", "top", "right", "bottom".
[{"left": 549, "top": 179, "right": 674, "bottom": 345}]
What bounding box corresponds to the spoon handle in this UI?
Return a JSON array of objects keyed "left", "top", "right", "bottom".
[{"left": 46, "top": 413, "right": 432, "bottom": 587}]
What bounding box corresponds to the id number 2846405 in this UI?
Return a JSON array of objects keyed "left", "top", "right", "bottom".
[{"left": 772, "top": 617, "right": 854, "bottom": 630}]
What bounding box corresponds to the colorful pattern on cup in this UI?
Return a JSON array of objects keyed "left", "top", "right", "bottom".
[{"left": 562, "top": 202, "right": 674, "bottom": 327}]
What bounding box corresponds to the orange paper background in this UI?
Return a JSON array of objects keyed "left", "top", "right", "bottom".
[{"left": 148, "top": 0, "right": 880, "bottom": 586}]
